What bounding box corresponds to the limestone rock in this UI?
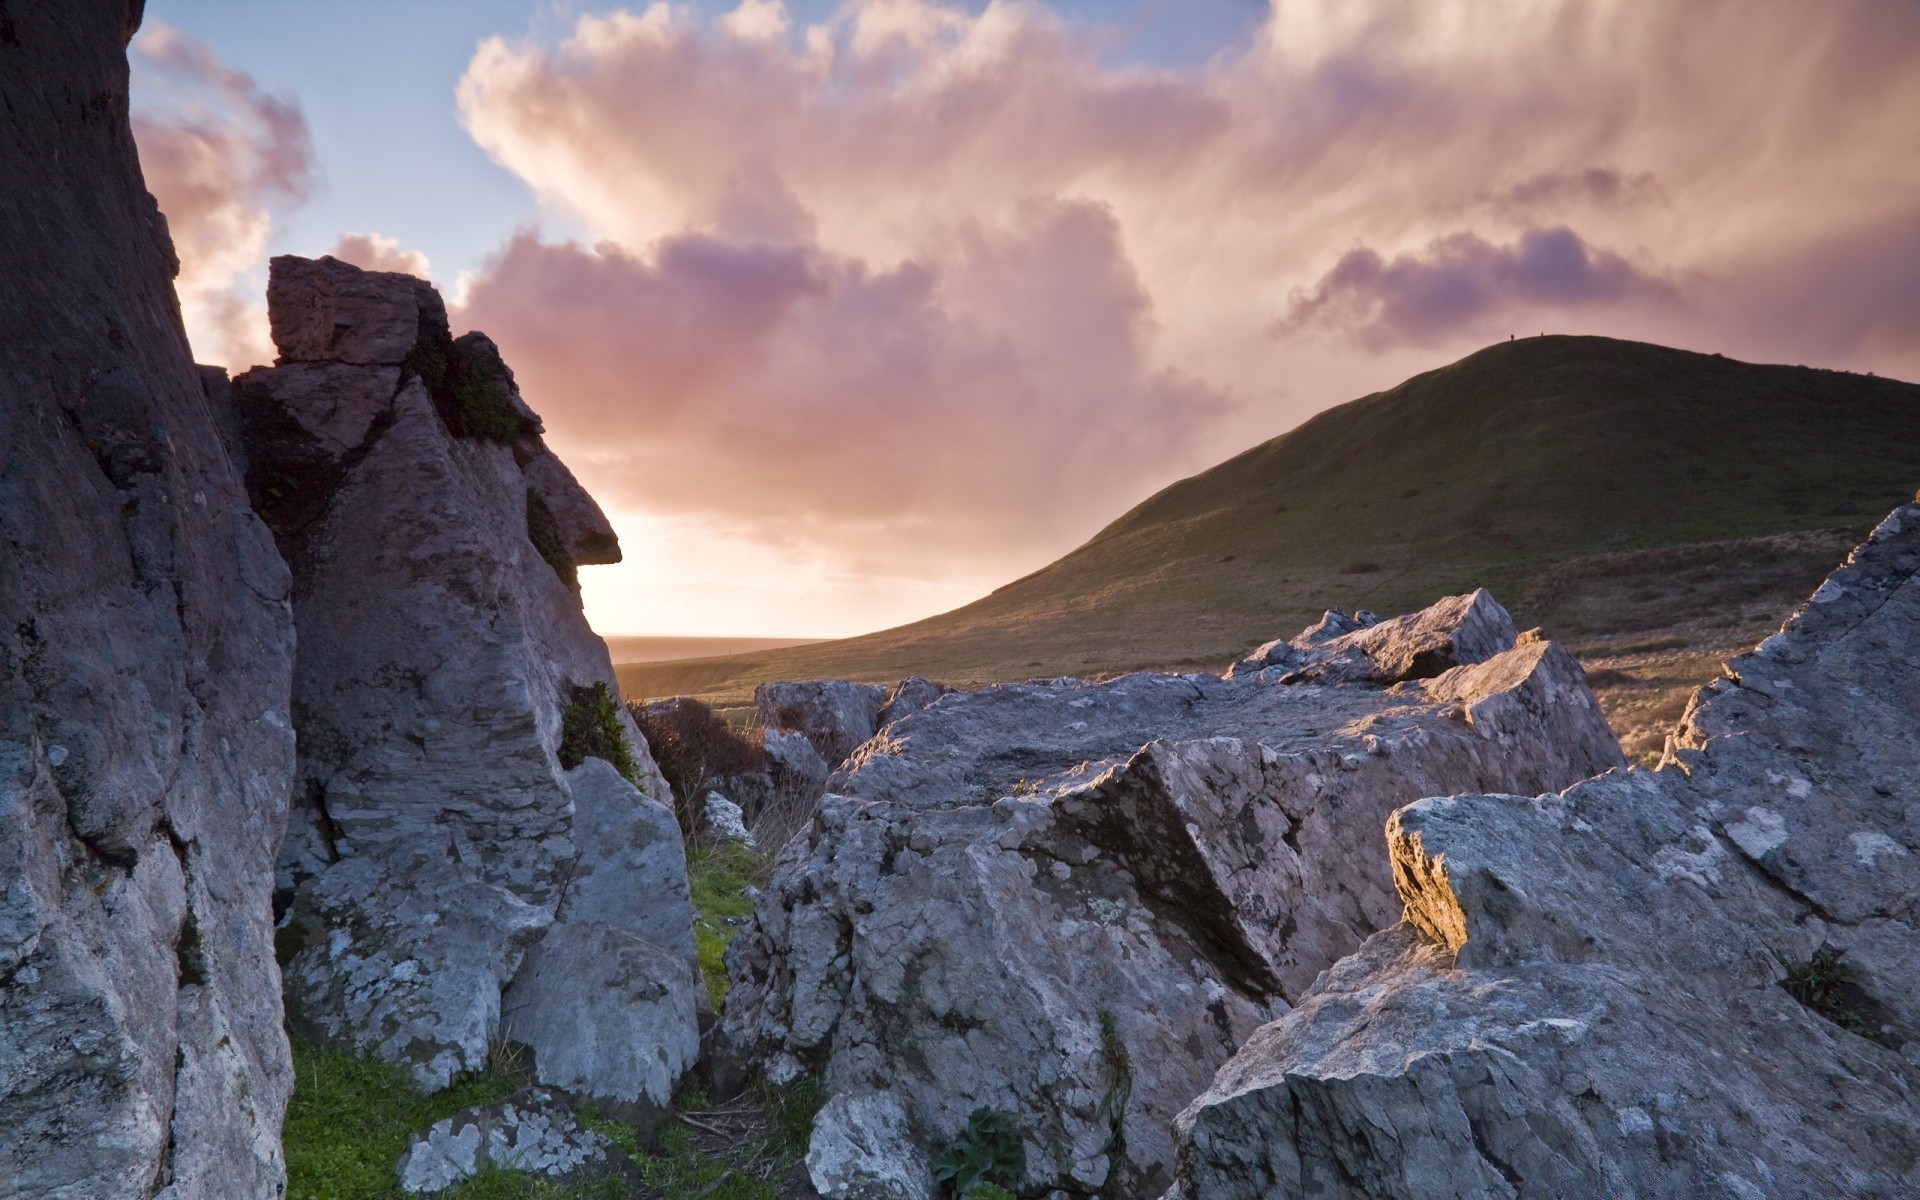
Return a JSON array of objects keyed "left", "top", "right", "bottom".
[
  {"left": 705, "top": 793, "right": 758, "bottom": 847},
  {"left": 242, "top": 255, "right": 696, "bottom": 1100},
  {"left": 396, "top": 1087, "right": 639, "bottom": 1195},
  {"left": 0, "top": 8, "right": 297, "bottom": 1197},
  {"left": 722, "top": 594, "right": 1623, "bottom": 1198},
  {"left": 499, "top": 921, "right": 701, "bottom": 1128},
  {"left": 763, "top": 728, "right": 832, "bottom": 823},
  {"left": 878, "top": 676, "right": 953, "bottom": 726},
  {"left": 268, "top": 253, "right": 443, "bottom": 366},
  {"left": 1168, "top": 505, "right": 1920, "bottom": 1200},
  {"left": 758, "top": 680, "right": 890, "bottom": 767}
]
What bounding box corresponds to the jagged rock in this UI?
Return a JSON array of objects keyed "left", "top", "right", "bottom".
[
  {"left": 240, "top": 255, "right": 697, "bottom": 1099},
  {"left": 758, "top": 679, "right": 891, "bottom": 766},
  {"left": 396, "top": 1087, "right": 640, "bottom": 1195},
  {"left": 0, "top": 7, "right": 297, "bottom": 1197},
  {"left": 521, "top": 444, "right": 620, "bottom": 565},
  {"left": 721, "top": 594, "right": 1623, "bottom": 1199},
  {"left": 268, "top": 253, "right": 443, "bottom": 366},
  {"left": 763, "top": 728, "right": 832, "bottom": 823},
  {"left": 499, "top": 921, "right": 700, "bottom": 1129},
  {"left": 878, "top": 676, "right": 952, "bottom": 726},
  {"left": 705, "top": 792, "right": 758, "bottom": 847},
  {"left": 1168, "top": 506, "right": 1920, "bottom": 1199}
]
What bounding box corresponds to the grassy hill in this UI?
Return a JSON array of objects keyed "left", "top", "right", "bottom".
[{"left": 617, "top": 336, "right": 1920, "bottom": 758}]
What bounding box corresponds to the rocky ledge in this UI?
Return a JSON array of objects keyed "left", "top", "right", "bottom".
[
  {"left": 1168, "top": 506, "right": 1920, "bottom": 1199},
  {"left": 720, "top": 590, "right": 1624, "bottom": 1198}
]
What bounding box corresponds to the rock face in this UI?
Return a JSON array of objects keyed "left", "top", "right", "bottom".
[
  {"left": 396, "top": 1087, "right": 640, "bottom": 1195},
  {"left": 1169, "top": 506, "right": 1920, "bottom": 1199},
  {"left": 758, "top": 679, "right": 891, "bottom": 767},
  {"left": 0, "top": 7, "right": 297, "bottom": 1198},
  {"left": 237, "top": 256, "right": 699, "bottom": 1108},
  {"left": 721, "top": 595, "right": 1624, "bottom": 1198}
]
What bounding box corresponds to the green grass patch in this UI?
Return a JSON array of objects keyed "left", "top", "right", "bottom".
[
  {"left": 283, "top": 1038, "right": 617, "bottom": 1200},
  {"left": 687, "top": 838, "right": 769, "bottom": 1008}
]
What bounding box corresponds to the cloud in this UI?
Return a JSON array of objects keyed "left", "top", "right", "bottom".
[
  {"left": 457, "top": 198, "right": 1231, "bottom": 574},
  {"left": 131, "top": 21, "right": 313, "bottom": 370},
  {"left": 434, "top": 0, "right": 1920, "bottom": 632},
  {"left": 1279, "top": 226, "right": 1673, "bottom": 349},
  {"left": 329, "top": 233, "right": 432, "bottom": 278}
]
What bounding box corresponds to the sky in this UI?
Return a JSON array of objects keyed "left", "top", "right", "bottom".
[{"left": 133, "top": 0, "right": 1920, "bottom": 638}]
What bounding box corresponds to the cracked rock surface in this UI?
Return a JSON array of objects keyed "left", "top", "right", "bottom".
[
  {"left": 1, "top": 7, "right": 296, "bottom": 1196},
  {"left": 721, "top": 594, "right": 1623, "bottom": 1198},
  {"left": 1169, "top": 504, "right": 1920, "bottom": 1200},
  {"left": 238, "top": 256, "right": 699, "bottom": 1102}
]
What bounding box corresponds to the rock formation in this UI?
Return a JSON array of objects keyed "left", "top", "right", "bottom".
[
  {"left": 396, "top": 1086, "right": 642, "bottom": 1195},
  {"left": 0, "top": 6, "right": 297, "bottom": 1196},
  {"left": 1169, "top": 506, "right": 1920, "bottom": 1199},
  {"left": 721, "top": 594, "right": 1624, "bottom": 1198},
  {"left": 231, "top": 254, "right": 701, "bottom": 1120}
]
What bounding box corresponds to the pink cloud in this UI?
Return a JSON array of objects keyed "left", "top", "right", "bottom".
[
  {"left": 132, "top": 21, "right": 313, "bottom": 369},
  {"left": 329, "top": 233, "right": 431, "bottom": 278},
  {"left": 457, "top": 198, "right": 1231, "bottom": 572},
  {"left": 1279, "top": 226, "right": 1674, "bottom": 349}
]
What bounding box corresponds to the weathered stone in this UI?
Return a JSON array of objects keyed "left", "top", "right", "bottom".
[
  {"left": 267, "top": 253, "right": 443, "bottom": 366},
  {"left": 705, "top": 792, "right": 758, "bottom": 847},
  {"left": 520, "top": 443, "right": 620, "bottom": 566},
  {"left": 878, "top": 676, "right": 953, "bottom": 726},
  {"left": 396, "top": 1087, "right": 639, "bottom": 1195},
  {"left": 1168, "top": 505, "right": 1920, "bottom": 1200},
  {"left": 763, "top": 728, "right": 832, "bottom": 823},
  {"left": 722, "top": 594, "right": 1623, "bottom": 1199},
  {"left": 0, "top": 8, "right": 297, "bottom": 1197},
  {"left": 758, "top": 680, "right": 890, "bottom": 766},
  {"left": 250, "top": 256, "right": 697, "bottom": 1102},
  {"left": 499, "top": 921, "right": 701, "bottom": 1128}
]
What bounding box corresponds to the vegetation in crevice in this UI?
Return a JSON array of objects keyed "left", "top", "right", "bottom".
[
  {"left": 406, "top": 328, "right": 526, "bottom": 444},
  {"left": 617, "top": 1078, "right": 825, "bottom": 1200},
  {"left": 1093, "top": 1009, "right": 1133, "bottom": 1161},
  {"left": 559, "top": 682, "right": 640, "bottom": 787},
  {"left": 685, "top": 836, "right": 771, "bottom": 1008},
  {"left": 1779, "top": 946, "right": 1891, "bottom": 1044},
  {"left": 526, "top": 488, "right": 578, "bottom": 593},
  {"left": 930, "top": 1108, "right": 1026, "bottom": 1200}
]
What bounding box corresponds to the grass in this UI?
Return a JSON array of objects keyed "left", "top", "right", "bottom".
[
  {"left": 559, "top": 682, "right": 641, "bottom": 787},
  {"left": 285, "top": 1035, "right": 821, "bottom": 1200},
  {"left": 687, "top": 837, "right": 772, "bottom": 1009},
  {"left": 617, "top": 336, "right": 1918, "bottom": 710}
]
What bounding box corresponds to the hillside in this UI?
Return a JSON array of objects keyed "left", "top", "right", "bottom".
[{"left": 617, "top": 336, "right": 1920, "bottom": 755}]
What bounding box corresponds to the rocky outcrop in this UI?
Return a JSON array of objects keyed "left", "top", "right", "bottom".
[
  {"left": 396, "top": 1087, "right": 641, "bottom": 1195},
  {"left": 236, "top": 256, "right": 700, "bottom": 1109},
  {"left": 1169, "top": 506, "right": 1920, "bottom": 1199},
  {"left": 758, "top": 679, "right": 891, "bottom": 767},
  {"left": 721, "top": 595, "right": 1624, "bottom": 1198},
  {"left": 1, "top": 7, "right": 297, "bottom": 1197}
]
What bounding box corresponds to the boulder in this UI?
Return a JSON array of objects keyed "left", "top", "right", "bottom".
[
  {"left": 878, "top": 676, "right": 953, "bottom": 726},
  {"left": 0, "top": 8, "right": 297, "bottom": 1197},
  {"left": 705, "top": 792, "right": 758, "bottom": 847},
  {"left": 721, "top": 594, "right": 1623, "bottom": 1198},
  {"left": 1168, "top": 505, "right": 1920, "bottom": 1199},
  {"left": 267, "top": 253, "right": 443, "bottom": 366},
  {"left": 758, "top": 680, "right": 891, "bottom": 767},
  {"left": 396, "top": 1087, "right": 640, "bottom": 1195},
  {"left": 237, "top": 255, "right": 697, "bottom": 1099},
  {"left": 763, "top": 728, "right": 832, "bottom": 824},
  {"left": 499, "top": 921, "right": 701, "bottom": 1129}
]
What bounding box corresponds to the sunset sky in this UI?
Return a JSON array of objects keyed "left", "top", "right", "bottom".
[{"left": 133, "top": 0, "right": 1920, "bottom": 639}]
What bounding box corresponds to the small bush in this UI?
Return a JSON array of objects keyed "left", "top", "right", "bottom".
[
  {"left": 560, "top": 682, "right": 640, "bottom": 787},
  {"left": 632, "top": 697, "right": 769, "bottom": 836},
  {"left": 526, "top": 489, "right": 578, "bottom": 593},
  {"left": 1780, "top": 946, "right": 1878, "bottom": 1038},
  {"left": 931, "top": 1109, "right": 1025, "bottom": 1199}
]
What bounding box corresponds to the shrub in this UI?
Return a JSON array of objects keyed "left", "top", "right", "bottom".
[
  {"left": 559, "top": 682, "right": 640, "bottom": 787},
  {"left": 632, "top": 697, "right": 769, "bottom": 837},
  {"left": 526, "top": 489, "right": 578, "bottom": 593},
  {"left": 1779, "top": 946, "right": 1877, "bottom": 1037},
  {"left": 931, "top": 1108, "right": 1025, "bottom": 1199}
]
